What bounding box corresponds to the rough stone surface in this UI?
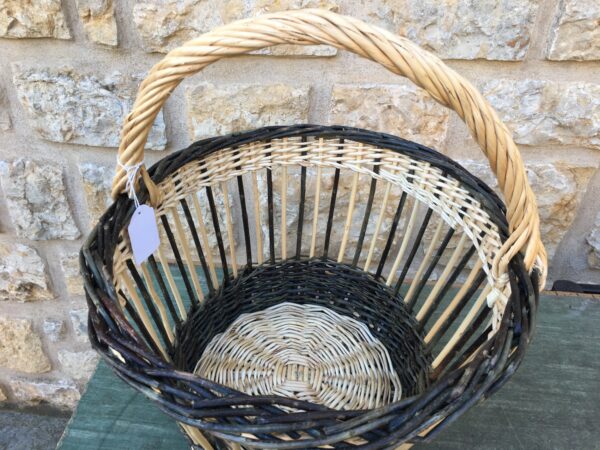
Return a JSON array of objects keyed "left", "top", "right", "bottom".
[
  {"left": 0, "top": 159, "right": 80, "bottom": 240},
  {"left": 547, "top": 0, "right": 600, "bottom": 61},
  {"left": 132, "top": 0, "right": 537, "bottom": 60},
  {"left": 460, "top": 160, "right": 595, "bottom": 260},
  {"left": 357, "top": 0, "right": 538, "bottom": 60},
  {"left": 328, "top": 83, "right": 450, "bottom": 149},
  {"left": 61, "top": 253, "right": 84, "bottom": 296},
  {"left": 69, "top": 309, "right": 89, "bottom": 343},
  {"left": 0, "top": 243, "right": 52, "bottom": 302},
  {"left": 0, "top": 386, "right": 6, "bottom": 402},
  {"left": 257, "top": 167, "right": 413, "bottom": 265},
  {"left": 12, "top": 65, "right": 166, "bottom": 150},
  {"left": 0, "top": 318, "right": 51, "bottom": 373},
  {"left": 58, "top": 350, "right": 99, "bottom": 381},
  {"left": 0, "top": 0, "right": 70, "bottom": 39},
  {"left": 420, "top": 212, "right": 467, "bottom": 274},
  {"left": 192, "top": 187, "right": 236, "bottom": 252},
  {"left": 8, "top": 378, "right": 80, "bottom": 410},
  {"left": 133, "top": 0, "right": 338, "bottom": 55},
  {"left": 0, "top": 109, "right": 9, "bottom": 131},
  {"left": 0, "top": 110, "right": 9, "bottom": 131},
  {"left": 480, "top": 79, "right": 600, "bottom": 149},
  {"left": 133, "top": 0, "right": 233, "bottom": 53},
  {"left": 79, "top": 163, "right": 112, "bottom": 226},
  {"left": 186, "top": 83, "right": 310, "bottom": 140},
  {"left": 43, "top": 318, "right": 65, "bottom": 343},
  {"left": 0, "top": 86, "right": 11, "bottom": 131},
  {"left": 156, "top": 185, "right": 237, "bottom": 264},
  {"left": 76, "top": 0, "right": 118, "bottom": 46},
  {"left": 587, "top": 212, "right": 600, "bottom": 269}
]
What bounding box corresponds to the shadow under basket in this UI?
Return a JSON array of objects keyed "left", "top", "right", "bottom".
[{"left": 82, "top": 125, "right": 540, "bottom": 449}]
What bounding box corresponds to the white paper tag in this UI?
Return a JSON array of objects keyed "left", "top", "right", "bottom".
[{"left": 128, "top": 205, "right": 160, "bottom": 266}]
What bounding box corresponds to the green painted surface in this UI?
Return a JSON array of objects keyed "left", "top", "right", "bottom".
[
  {"left": 57, "top": 363, "right": 184, "bottom": 450},
  {"left": 59, "top": 294, "right": 600, "bottom": 450}
]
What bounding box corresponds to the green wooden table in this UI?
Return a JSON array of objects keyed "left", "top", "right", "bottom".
[{"left": 58, "top": 293, "right": 600, "bottom": 450}]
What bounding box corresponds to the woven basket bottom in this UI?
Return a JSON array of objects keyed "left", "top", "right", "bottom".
[
  {"left": 195, "top": 302, "right": 403, "bottom": 410},
  {"left": 173, "top": 258, "right": 432, "bottom": 405}
]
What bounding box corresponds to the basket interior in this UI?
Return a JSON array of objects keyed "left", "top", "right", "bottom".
[{"left": 176, "top": 258, "right": 431, "bottom": 407}]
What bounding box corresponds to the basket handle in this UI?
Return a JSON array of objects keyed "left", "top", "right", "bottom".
[{"left": 113, "top": 8, "right": 546, "bottom": 283}]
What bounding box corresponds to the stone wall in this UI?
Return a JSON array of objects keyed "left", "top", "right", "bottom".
[{"left": 0, "top": 0, "right": 599, "bottom": 410}]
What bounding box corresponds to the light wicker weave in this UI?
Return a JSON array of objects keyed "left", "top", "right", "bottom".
[
  {"left": 195, "top": 302, "right": 404, "bottom": 410},
  {"left": 81, "top": 9, "right": 546, "bottom": 450}
]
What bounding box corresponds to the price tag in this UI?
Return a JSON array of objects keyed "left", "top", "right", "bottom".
[{"left": 128, "top": 205, "right": 160, "bottom": 265}]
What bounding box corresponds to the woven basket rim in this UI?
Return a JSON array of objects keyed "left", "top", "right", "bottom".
[{"left": 96, "top": 124, "right": 512, "bottom": 275}]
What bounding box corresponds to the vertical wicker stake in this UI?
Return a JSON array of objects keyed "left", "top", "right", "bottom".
[{"left": 82, "top": 9, "right": 545, "bottom": 450}]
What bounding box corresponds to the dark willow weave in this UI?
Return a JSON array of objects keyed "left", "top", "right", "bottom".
[
  {"left": 82, "top": 125, "right": 539, "bottom": 449},
  {"left": 174, "top": 258, "right": 431, "bottom": 397}
]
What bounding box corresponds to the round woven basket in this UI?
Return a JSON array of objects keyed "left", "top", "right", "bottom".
[{"left": 81, "top": 9, "right": 546, "bottom": 450}]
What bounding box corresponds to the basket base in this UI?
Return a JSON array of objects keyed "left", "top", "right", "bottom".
[
  {"left": 173, "top": 258, "right": 431, "bottom": 400},
  {"left": 195, "top": 301, "right": 403, "bottom": 410}
]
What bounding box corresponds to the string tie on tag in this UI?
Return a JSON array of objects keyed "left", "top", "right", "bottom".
[{"left": 117, "top": 157, "right": 143, "bottom": 208}]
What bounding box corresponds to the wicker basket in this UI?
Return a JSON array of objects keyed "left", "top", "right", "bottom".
[{"left": 81, "top": 9, "right": 546, "bottom": 450}]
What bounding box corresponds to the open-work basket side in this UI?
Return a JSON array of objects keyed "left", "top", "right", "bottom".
[{"left": 81, "top": 9, "right": 546, "bottom": 450}]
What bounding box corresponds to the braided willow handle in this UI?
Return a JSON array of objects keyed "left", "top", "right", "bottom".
[{"left": 113, "top": 8, "right": 546, "bottom": 282}]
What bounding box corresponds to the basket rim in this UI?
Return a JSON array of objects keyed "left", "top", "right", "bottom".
[
  {"left": 152, "top": 124, "right": 508, "bottom": 227},
  {"left": 101, "top": 124, "right": 512, "bottom": 275},
  {"left": 82, "top": 124, "right": 539, "bottom": 448}
]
